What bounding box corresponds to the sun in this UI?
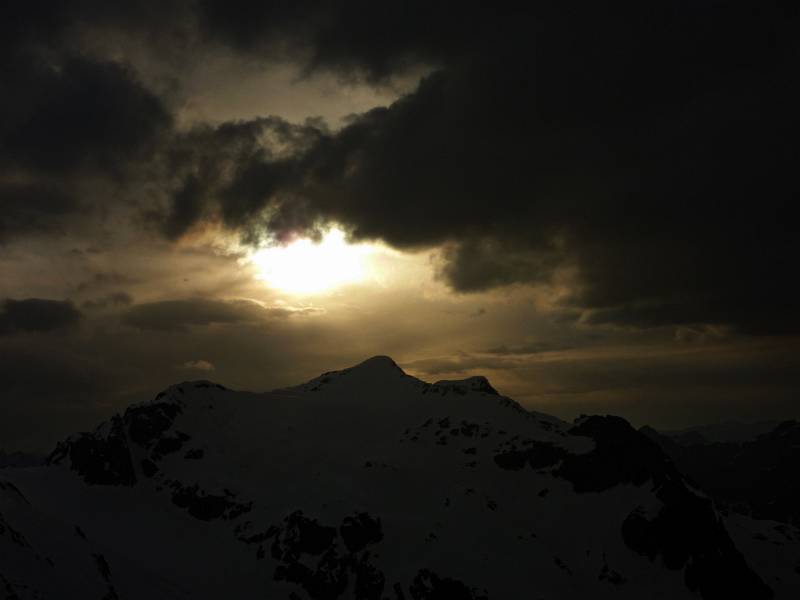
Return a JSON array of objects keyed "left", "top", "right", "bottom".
[{"left": 249, "top": 227, "right": 374, "bottom": 294}]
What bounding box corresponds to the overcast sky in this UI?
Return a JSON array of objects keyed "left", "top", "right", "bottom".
[{"left": 2, "top": 2, "right": 798, "bottom": 451}]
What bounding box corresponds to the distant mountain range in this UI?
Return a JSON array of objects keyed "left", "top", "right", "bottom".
[
  {"left": 641, "top": 419, "right": 800, "bottom": 526},
  {"left": 1, "top": 356, "right": 798, "bottom": 599},
  {"left": 657, "top": 420, "right": 785, "bottom": 445}
]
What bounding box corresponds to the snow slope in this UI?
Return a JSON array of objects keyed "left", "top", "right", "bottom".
[{"left": 2, "top": 356, "right": 796, "bottom": 599}]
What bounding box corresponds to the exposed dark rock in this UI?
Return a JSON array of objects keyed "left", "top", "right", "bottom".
[
  {"left": 408, "top": 569, "right": 488, "bottom": 600},
  {"left": 125, "top": 401, "right": 182, "bottom": 447},
  {"left": 428, "top": 377, "right": 498, "bottom": 397},
  {"left": 184, "top": 448, "right": 204, "bottom": 460},
  {"left": 340, "top": 513, "right": 383, "bottom": 553},
  {"left": 151, "top": 431, "right": 191, "bottom": 460},
  {"left": 269, "top": 510, "right": 386, "bottom": 600},
  {"left": 170, "top": 483, "right": 250, "bottom": 521},
  {"left": 0, "top": 480, "right": 28, "bottom": 503},
  {"left": 140, "top": 459, "right": 158, "bottom": 478},
  {"left": 0, "top": 573, "right": 21, "bottom": 600},
  {"left": 493, "top": 441, "right": 566, "bottom": 471},
  {"left": 622, "top": 491, "right": 773, "bottom": 600},
  {"left": 274, "top": 548, "right": 350, "bottom": 599},
  {"left": 239, "top": 526, "right": 279, "bottom": 545},
  {"left": 43, "top": 398, "right": 188, "bottom": 486},
  {"left": 598, "top": 556, "right": 625, "bottom": 585},
  {"left": 0, "top": 513, "right": 29, "bottom": 547},
  {"left": 490, "top": 414, "right": 773, "bottom": 600},
  {"left": 226, "top": 500, "right": 253, "bottom": 520},
  {"left": 273, "top": 511, "right": 337, "bottom": 561},
  {"left": 557, "top": 416, "right": 671, "bottom": 493},
  {"left": 642, "top": 420, "right": 800, "bottom": 524},
  {"left": 559, "top": 417, "right": 773, "bottom": 600},
  {"left": 554, "top": 557, "right": 572, "bottom": 575},
  {"left": 459, "top": 422, "right": 480, "bottom": 437},
  {"left": 353, "top": 552, "right": 385, "bottom": 600},
  {"left": 46, "top": 416, "right": 136, "bottom": 486},
  {"left": 101, "top": 587, "right": 120, "bottom": 600},
  {"left": 171, "top": 485, "right": 230, "bottom": 520},
  {"left": 93, "top": 553, "right": 111, "bottom": 581},
  {"left": 93, "top": 553, "right": 120, "bottom": 599}
]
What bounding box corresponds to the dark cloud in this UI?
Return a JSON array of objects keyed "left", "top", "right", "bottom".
[
  {"left": 0, "top": 4, "right": 173, "bottom": 243},
  {"left": 194, "top": 1, "right": 484, "bottom": 80},
  {"left": 159, "top": 117, "right": 325, "bottom": 242},
  {"left": 484, "top": 342, "right": 575, "bottom": 356},
  {"left": 0, "top": 298, "right": 82, "bottom": 335},
  {"left": 0, "top": 181, "right": 78, "bottom": 242},
  {"left": 158, "top": 2, "right": 799, "bottom": 335},
  {"left": 2, "top": 1, "right": 799, "bottom": 337},
  {"left": 121, "top": 298, "right": 307, "bottom": 332},
  {"left": 1, "top": 54, "right": 171, "bottom": 174}
]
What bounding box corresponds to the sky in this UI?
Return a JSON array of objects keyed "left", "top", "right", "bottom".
[{"left": 1, "top": 1, "right": 798, "bottom": 451}]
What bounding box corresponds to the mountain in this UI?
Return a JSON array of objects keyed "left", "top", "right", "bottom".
[
  {"left": 641, "top": 420, "right": 800, "bottom": 525},
  {"left": 1, "top": 356, "right": 798, "bottom": 599},
  {"left": 658, "top": 421, "right": 784, "bottom": 445}
]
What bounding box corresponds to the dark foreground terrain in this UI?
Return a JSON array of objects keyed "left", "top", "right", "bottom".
[{"left": 2, "top": 357, "right": 798, "bottom": 598}]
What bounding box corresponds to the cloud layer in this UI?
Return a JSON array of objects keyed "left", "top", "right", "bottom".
[{"left": 4, "top": 3, "right": 797, "bottom": 334}]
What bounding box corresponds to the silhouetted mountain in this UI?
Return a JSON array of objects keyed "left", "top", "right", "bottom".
[
  {"left": 659, "top": 421, "right": 784, "bottom": 445},
  {"left": 2, "top": 357, "right": 798, "bottom": 598},
  {"left": 641, "top": 421, "right": 800, "bottom": 527}
]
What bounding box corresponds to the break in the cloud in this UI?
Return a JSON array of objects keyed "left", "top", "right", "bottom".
[{"left": 162, "top": 3, "right": 799, "bottom": 335}]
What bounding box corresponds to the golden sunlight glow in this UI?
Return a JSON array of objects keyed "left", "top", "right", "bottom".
[{"left": 249, "top": 228, "right": 374, "bottom": 294}]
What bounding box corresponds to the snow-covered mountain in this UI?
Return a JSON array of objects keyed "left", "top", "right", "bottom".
[
  {"left": 1, "top": 356, "right": 798, "bottom": 599},
  {"left": 657, "top": 421, "right": 784, "bottom": 445},
  {"left": 641, "top": 420, "right": 800, "bottom": 525}
]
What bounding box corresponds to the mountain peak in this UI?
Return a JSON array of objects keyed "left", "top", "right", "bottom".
[
  {"left": 351, "top": 355, "right": 404, "bottom": 373},
  {"left": 295, "top": 355, "right": 409, "bottom": 392}
]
